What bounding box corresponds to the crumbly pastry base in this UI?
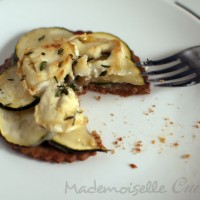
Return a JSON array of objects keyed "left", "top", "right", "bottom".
[
  {"left": 3, "top": 131, "right": 103, "bottom": 163},
  {"left": 87, "top": 82, "right": 150, "bottom": 97},
  {"left": 11, "top": 144, "right": 97, "bottom": 163}
]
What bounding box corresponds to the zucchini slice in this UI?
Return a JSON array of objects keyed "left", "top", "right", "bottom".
[
  {"left": 0, "top": 65, "right": 39, "bottom": 111},
  {"left": 34, "top": 83, "right": 106, "bottom": 152},
  {"left": 50, "top": 126, "right": 106, "bottom": 152},
  {"left": 92, "top": 32, "right": 132, "bottom": 59},
  {"left": 16, "top": 27, "right": 73, "bottom": 59},
  {"left": 70, "top": 32, "right": 144, "bottom": 85},
  {"left": 0, "top": 108, "right": 48, "bottom": 146}
]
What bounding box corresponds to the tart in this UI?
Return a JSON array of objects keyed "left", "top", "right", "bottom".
[{"left": 0, "top": 27, "right": 150, "bottom": 162}]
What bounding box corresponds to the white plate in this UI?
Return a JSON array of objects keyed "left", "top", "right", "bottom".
[{"left": 0, "top": 0, "right": 200, "bottom": 199}]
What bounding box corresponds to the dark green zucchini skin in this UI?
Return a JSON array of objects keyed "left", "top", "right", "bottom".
[
  {"left": 48, "top": 141, "right": 107, "bottom": 154},
  {"left": 0, "top": 98, "right": 40, "bottom": 111}
]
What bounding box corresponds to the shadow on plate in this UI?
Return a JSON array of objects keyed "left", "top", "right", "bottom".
[{"left": 0, "top": 32, "right": 25, "bottom": 65}]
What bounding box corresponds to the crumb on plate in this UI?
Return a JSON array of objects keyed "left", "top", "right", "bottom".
[{"left": 129, "top": 163, "right": 138, "bottom": 169}]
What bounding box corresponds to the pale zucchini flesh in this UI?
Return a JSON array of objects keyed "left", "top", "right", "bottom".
[
  {"left": 16, "top": 27, "right": 73, "bottom": 59},
  {"left": 92, "top": 32, "right": 132, "bottom": 59},
  {"left": 0, "top": 65, "right": 39, "bottom": 110},
  {"left": 50, "top": 126, "right": 104, "bottom": 152},
  {"left": 0, "top": 107, "right": 104, "bottom": 152},
  {"left": 0, "top": 108, "right": 48, "bottom": 146}
]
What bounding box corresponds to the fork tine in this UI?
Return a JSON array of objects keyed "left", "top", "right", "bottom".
[
  {"left": 148, "top": 70, "right": 196, "bottom": 82},
  {"left": 154, "top": 77, "right": 199, "bottom": 87},
  {"left": 141, "top": 62, "right": 186, "bottom": 76}
]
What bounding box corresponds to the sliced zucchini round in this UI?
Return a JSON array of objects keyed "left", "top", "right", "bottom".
[
  {"left": 16, "top": 27, "right": 73, "bottom": 59},
  {"left": 71, "top": 32, "right": 144, "bottom": 85},
  {"left": 92, "top": 32, "right": 132, "bottom": 59},
  {"left": 50, "top": 126, "right": 106, "bottom": 152},
  {"left": 0, "top": 65, "right": 39, "bottom": 111},
  {"left": 0, "top": 108, "right": 48, "bottom": 146}
]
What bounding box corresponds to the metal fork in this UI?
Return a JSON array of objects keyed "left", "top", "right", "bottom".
[{"left": 136, "top": 46, "right": 200, "bottom": 87}]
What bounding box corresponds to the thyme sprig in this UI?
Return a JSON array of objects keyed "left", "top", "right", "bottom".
[
  {"left": 55, "top": 85, "right": 69, "bottom": 97},
  {"left": 99, "top": 71, "right": 107, "bottom": 76},
  {"left": 58, "top": 48, "right": 64, "bottom": 55},
  {"left": 24, "top": 51, "right": 33, "bottom": 56},
  {"left": 39, "top": 61, "right": 48, "bottom": 71},
  {"left": 101, "top": 64, "right": 110, "bottom": 68},
  {"left": 38, "top": 35, "right": 45, "bottom": 41}
]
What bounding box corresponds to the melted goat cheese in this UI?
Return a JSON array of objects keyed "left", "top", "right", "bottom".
[
  {"left": 34, "top": 83, "right": 87, "bottom": 133},
  {"left": 17, "top": 40, "right": 77, "bottom": 96},
  {"left": 69, "top": 34, "right": 144, "bottom": 85}
]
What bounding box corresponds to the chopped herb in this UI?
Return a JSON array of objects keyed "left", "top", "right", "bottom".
[
  {"left": 102, "top": 52, "right": 111, "bottom": 57},
  {"left": 55, "top": 85, "right": 69, "bottom": 97},
  {"left": 33, "top": 95, "right": 39, "bottom": 99},
  {"left": 54, "top": 76, "right": 58, "bottom": 83},
  {"left": 64, "top": 116, "right": 74, "bottom": 121},
  {"left": 72, "top": 117, "right": 76, "bottom": 126},
  {"left": 7, "top": 78, "right": 14, "bottom": 81},
  {"left": 41, "top": 52, "right": 46, "bottom": 55},
  {"left": 24, "top": 51, "right": 33, "bottom": 56},
  {"left": 20, "top": 74, "right": 26, "bottom": 81},
  {"left": 99, "top": 71, "right": 107, "bottom": 76},
  {"left": 39, "top": 61, "right": 47, "bottom": 71},
  {"left": 58, "top": 61, "right": 63, "bottom": 68},
  {"left": 77, "top": 110, "right": 83, "bottom": 114},
  {"left": 68, "top": 83, "right": 79, "bottom": 91},
  {"left": 101, "top": 64, "right": 110, "bottom": 68},
  {"left": 72, "top": 60, "right": 78, "bottom": 68},
  {"left": 87, "top": 57, "right": 93, "bottom": 62},
  {"left": 58, "top": 48, "right": 64, "bottom": 55},
  {"left": 38, "top": 35, "right": 45, "bottom": 41},
  {"left": 69, "top": 54, "right": 74, "bottom": 60}
]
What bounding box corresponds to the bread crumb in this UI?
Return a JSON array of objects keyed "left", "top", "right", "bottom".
[
  {"left": 158, "top": 136, "right": 166, "bottom": 143},
  {"left": 133, "top": 147, "right": 141, "bottom": 154},
  {"left": 172, "top": 142, "right": 179, "bottom": 147},
  {"left": 132, "top": 140, "right": 143, "bottom": 154},
  {"left": 143, "top": 105, "right": 155, "bottom": 115},
  {"left": 181, "top": 154, "right": 190, "bottom": 159},
  {"left": 164, "top": 117, "right": 169, "bottom": 121},
  {"left": 95, "top": 96, "right": 101, "bottom": 101},
  {"left": 111, "top": 149, "right": 115, "bottom": 154},
  {"left": 129, "top": 163, "right": 138, "bottom": 169},
  {"left": 151, "top": 140, "right": 156, "bottom": 144},
  {"left": 148, "top": 108, "right": 154, "bottom": 113},
  {"left": 193, "top": 125, "right": 199, "bottom": 129},
  {"left": 135, "top": 140, "right": 142, "bottom": 147},
  {"left": 112, "top": 137, "right": 124, "bottom": 148}
]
